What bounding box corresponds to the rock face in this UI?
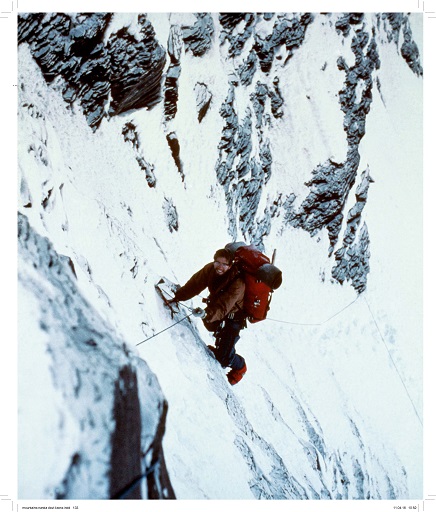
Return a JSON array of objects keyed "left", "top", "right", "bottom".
[
  {"left": 164, "top": 25, "right": 183, "bottom": 121},
  {"left": 18, "top": 13, "right": 166, "bottom": 130},
  {"left": 18, "top": 212, "right": 175, "bottom": 499},
  {"left": 278, "top": 15, "right": 380, "bottom": 291},
  {"left": 194, "top": 82, "right": 212, "bottom": 122},
  {"left": 284, "top": 16, "right": 382, "bottom": 292},
  {"left": 182, "top": 13, "right": 215, "bottom": 56},
  {"left": 331, "top": 168, "right": 373, "bottom": 293},
  {"left": 214, "top": 14, "right": 314, "bottom": 247},
  {"left": 18, "top": 11, "right": 423, "bottom": 293},
  {"left": 122, "top": 122, "right": 157, "bottom": 187},
  {"left": 17, "top": 11, "right": 422, "bottom": 501},
  {"left": 219, "top": 13, "right": 256, "bottom": 59},
  {"left": 162, "top": 197, "right": 179, "bottom": 233},
  {"left": 166, "top": 132, "right": 185, "bottom": 182},
  {"left": 211, "top": 12, "right": 421, "bottom": 293},
  {"left": 382, "top": 13, "right": 423, "bottom": 76},
  {"left": 107, "top": 15, "right": 166, "bottom": 116}
]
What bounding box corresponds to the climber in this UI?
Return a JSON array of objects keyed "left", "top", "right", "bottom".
[{"left": 171, "top": 248, "right": 247, "bottom": 385}]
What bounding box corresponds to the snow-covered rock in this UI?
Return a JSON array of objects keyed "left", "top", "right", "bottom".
[
  {"left": 18, "top": 212, "right": 174, "bottom": 499},
  {"left": 17, "top": 11, "right": 423, "bottom": 501}
]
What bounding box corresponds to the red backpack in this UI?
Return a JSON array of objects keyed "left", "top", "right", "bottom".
[{"left": 226, "top": 243, "right": 282, "bottom": 323}]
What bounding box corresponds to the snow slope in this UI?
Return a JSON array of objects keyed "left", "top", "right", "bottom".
[{"left": 9, "top": 3, "right": 433, "bottom": 509}]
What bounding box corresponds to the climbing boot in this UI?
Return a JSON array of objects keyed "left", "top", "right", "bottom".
[{"left": 227, "top": 363, "right": 247, "bottom": 385}]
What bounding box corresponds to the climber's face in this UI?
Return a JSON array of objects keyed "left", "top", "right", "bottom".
[{"left": 213, "top": 257, "right": 231, "bottom": 275}]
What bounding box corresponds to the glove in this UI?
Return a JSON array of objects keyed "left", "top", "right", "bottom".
[{"left": 192, "top": 307, "right": 206, "bottom": 319}]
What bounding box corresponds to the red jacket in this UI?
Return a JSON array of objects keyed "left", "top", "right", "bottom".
[{"left": 174, "top": 263, "right": 245, "bottom": 324}]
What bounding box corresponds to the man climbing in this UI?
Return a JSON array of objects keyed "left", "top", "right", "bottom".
[{"left": 171, "top": 248, "right": 248, "bottom": 385}]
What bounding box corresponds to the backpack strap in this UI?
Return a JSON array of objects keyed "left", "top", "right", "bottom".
[{"left": 205, "top": 267, "right": 246, "bottom": 317}]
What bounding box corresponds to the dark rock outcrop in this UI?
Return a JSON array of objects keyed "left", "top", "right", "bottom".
[
  {"left": 219, "top": 13, "right": 256, "bottom": 58},
  {"left": 215, "top": 83, "right": 276, "bottom": 243},
  {"left": 259, "top": 140, "right": 273, "bottom": 184},
  {"left": 194, "top": 82, "right": 212, "bottom": 122},
  {"left": 235, "top": 113, "right": 253, "bottom": 178},
  {"left": 400, "top": 23, "right": 423, "bottom": 76},
  {"left": 236, "top": 160, "right": 264, "bottom": 238},
  {"left": 285, "top": 158, "right": 353, "bottom": 242},
  {"left": 182, "top": 13, "right": 214, "bottom": 57},
  {"left": 163, "top": 197, "right": 179, "bottom": 233},
  {"left": 166, "top": 132, "right": 185, "bottom": 182},
  {"left": 215, "top": 63, "right": 282, "bottom": 244},
  {"left": 18, "top": 13, "right": 166, "bottom": 129},
  {"left": 222, "top": 13, "right": 313, "bottom": 82},
  {"left": 214, "top": 13, "right": 313, "bottom": 246},
  {"left": 383, "top": 13, "right": 404, "bottom": 45},
  {"left": 219, "top": 12, "right": 246, "bottom": 34},
  {"left": 110, "top": 366, "right": 142, "bottom": 499},
  {"left": 108, "top": 15, "right": 166, "bottom": 116},
  {"left": 331, "top": 168, "right": 373, "bottom": 293},
  {"left": 163, "top": 64, "right": 180, "bottom": 121},
  {"left": 254, "top": 13, "right": 314, "bottom": 73},
  {"left": 164, "top": 25, "right": 184, "bottom": 121},
  {"left": 382, "top": 13, "right": 423, "bottom": 76},
  {"left": 250, "top": 81, "right": 269, "bottom": 129},
  {"left": 284, "top": 20, "right": 380, "bottom": 292},
  {"left": 18, "top": 13, "right": 112, "bottom": 129},
  {"left": 122, "top": 122, "right": 157, "bottom": 187},
  {"left": 251, "top": 195, "right": 283, "bottom": 252},
  {"left": 110, "top": 365, "right": 175, "bottom": 500},
  {"left": 214, "top": 87, "right": 247, "bottom": 238},
  {"left": 269, "top": 77, "right": 284, "bottom": 119},
  {"left": 335, "top": 13, "right": 365, "bottom": 37},
  {"left": 238, "top": 49, "right": 258, "bottom": 86}
]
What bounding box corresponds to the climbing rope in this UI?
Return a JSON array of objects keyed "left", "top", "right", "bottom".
[
  {"left": 138, "top": 293, "right": 363, "bottom": 346},
  {"left": 137, "top": 288, "right": 423, "bottom": 427},
  {"left": 268, "top": 293, "right": 422, "bottom": 427},
  {"left": 266, "top": 295, "right": 361, "bottom": 326},
  {"left": 136, "top": 313, "right": 193, "bottom": 346},
  {"left": 136, "top": 288, "right": 196, "bottom": 346},
  {"left": 363, "top": 296, "right": 423, "bottom": 427}
]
